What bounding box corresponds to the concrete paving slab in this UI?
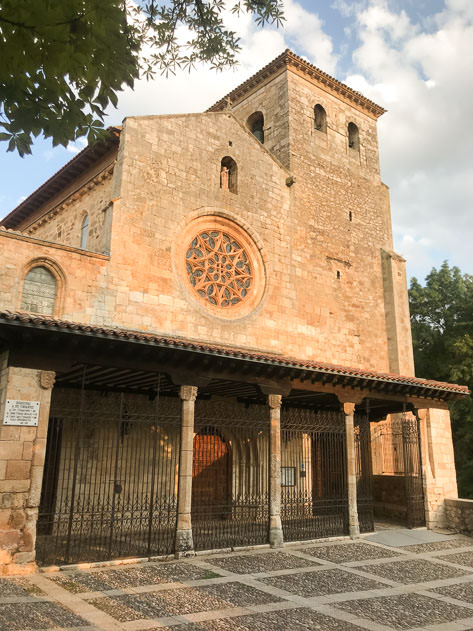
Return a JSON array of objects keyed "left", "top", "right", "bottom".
[{"left": 364, "top": 529, "right": 454, "bottom": 548}]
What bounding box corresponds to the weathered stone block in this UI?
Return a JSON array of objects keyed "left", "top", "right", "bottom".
[
  {"left": 0, "top": 443, "right": 23, "bottom": 461},
  {"left": 5, "top": 460, "right": 30, "bottom": 481},
  {"left": 0, "top": 479, "right": 29, "bottom": 493},
  {"left": 0, "top": 529, "right": 20, "bottom": 550}
]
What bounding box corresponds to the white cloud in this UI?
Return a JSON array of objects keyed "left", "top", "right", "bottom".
[
  {"left": 103, "top": 1, "right": 336, "bottom": 124},
  {"left": 344, "top": 0, "right": 473, "bottom": 281}
]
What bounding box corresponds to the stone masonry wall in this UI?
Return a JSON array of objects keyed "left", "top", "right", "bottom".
[
  {"left": 1, "top": 69, "right": 414, "bottom": 374},
  {"left": 419, "top": 407, "right": 459, "bottom": 529},
  {"left": 14, "top": 151, "right": 117, "bottom": 255},
  {"left": 0, "top": 352, "right": 54, "bottom": 574},
  {"left": 445, "top": 498, "right": 473, "bottom": 535},
  {"left": 0, "top": 231, "right": 110, "bottom": 321},
  {"left": 281, "top": 72, "right": 402, "bottom": 371},
  {"left": 19, "top": 169, "right": 114, "bottom": 254},
  {"left": 231, "top": 70, "right": 291, "bottom": 169}
]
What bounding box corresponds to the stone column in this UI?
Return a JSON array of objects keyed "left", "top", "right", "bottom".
[
  {"left": 268, "top": 394, "right": 284, "bottom": 548},
  {"left": 343, "top": 402, "right": 360, "bottom": 538},
  {"left": 175, "top": 385, "right": 197, "bottom": 557},
  {"left": 0, "top": 351, "right": 55, "bottom": 574}
]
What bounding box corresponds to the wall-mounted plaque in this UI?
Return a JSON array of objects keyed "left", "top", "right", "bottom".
[{"left": 3, "top": 400, "right": 40, "bottom": 426}]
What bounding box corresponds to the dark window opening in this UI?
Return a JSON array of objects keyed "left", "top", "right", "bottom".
[
  {"left": 337, "top": 270, "right": 341, "bottom": 279},
  {"left": 314, "top": 104, "right": 327, "bottom": 133},
  {"left": 220, "top": 156, "right": 238, "bottom": 193},
  {"left": 348, "top": 122, "right": 360, "bottom": 151},
  {"left": 247, "top": 111, "right": 264, "bottom": 144},
  {"left": 349, "top": 211, "right": 353, "bottom": 222}
]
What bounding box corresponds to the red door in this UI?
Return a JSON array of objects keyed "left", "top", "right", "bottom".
[{"left": 192, "top": 430, "right": 230, "bottom": 519}]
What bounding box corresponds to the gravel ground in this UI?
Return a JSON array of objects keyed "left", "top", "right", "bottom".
[
  {"left": 435, "top": 550, "right": 473, "bottom": 568},
  {"left": 261, "top": 567, "right": 386, "bottom": 597},
  {"left": 333, "top": 592, "right": 473, "bottom": 629},
  {"left": 205, "top": 551, "right": 319, "bottom": 574},
  {"left": 49, "top": 561, "right": 222, "bottom": 592},
  {"left": 301, "top": 542, "right": 401, "bottom": 563},
  {"left": 0, "top": 601, "right": 88, "bottom": 629},
  {"left": 152, "top": 607, "right": 365, "bottom": 630},
  {"left": 3, "top": 535, "right": 473, "bottom": 630},
  {"left": 355, "top": 558, "right": 471, "bottom": 583},
  {"left": 400, "top": 538, "right": 473, "bottom": 554},
  {"left": 0, "top": 578, "right": 43, "bottom": 597},
  {"left": 431, "top": 581, "right": 473, "bottom": 604},
  {"left": 89, "top": 581, "right": 282, "bottom": 621}
]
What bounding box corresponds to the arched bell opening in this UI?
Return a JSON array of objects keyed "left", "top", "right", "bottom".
[{"left": 247, "top": 111, "right": 265, "bottom": 143}]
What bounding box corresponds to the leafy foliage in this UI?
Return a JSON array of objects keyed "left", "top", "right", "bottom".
[
  {"left": 409, "top": 262, "right": 473, "bottom": 498},
  {"left": 0, "top": 0, "right": 284, "bottom": 156}
]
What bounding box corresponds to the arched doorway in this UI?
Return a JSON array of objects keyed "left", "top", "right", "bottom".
[{"left": 192, "top": 427, "right": 231, "bottom": 521}]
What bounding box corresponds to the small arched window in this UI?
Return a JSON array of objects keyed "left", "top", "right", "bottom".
[
  {"left": 247, "top": 111, "right": 264, "bottom": 144},
  {"left": 348, "top": 122, "right": 360, "bottom": 151},
  {"left": 80, "top": 214, "right": 89, "bottom": 249},
  {"left": 20, "top": 266, "right": 57, "bottom": 315},
  {"left": 314, "top": 104, "right": 327, "bottom": 133},
  {"left": 220, "top": 157, "right": 237, "bottom": 193}
]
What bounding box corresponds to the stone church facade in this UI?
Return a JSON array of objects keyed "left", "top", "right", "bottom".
[{"left": 0, "top": 50, "right": 468, "bottom": 574}]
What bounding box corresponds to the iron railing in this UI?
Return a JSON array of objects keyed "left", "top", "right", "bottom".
[
  {"left": 280, "top": 408, "right": 349, "bottom": 541},
  {"left": 37, "top": 380, "right": 180, "bottom": 566},
  {"left": 192, "top": 399, "right": 269, "bottom": 551}
]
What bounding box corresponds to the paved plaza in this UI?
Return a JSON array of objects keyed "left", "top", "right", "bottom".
[{"left": 2, "top": 531, "right": 473, "bottom": 631}]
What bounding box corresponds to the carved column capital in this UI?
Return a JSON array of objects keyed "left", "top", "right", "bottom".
[
  {"left": 179, "top": 385, "right": 198, "bottom": 402},
  {"left": 343, "top": 402, "right": 356, "bottom": 416},
  {"left": 39, "top": 371, "right": 56, "bottom": 390},
  {"left": 268, "top": 394, "right": 282, "bottom": 410}
]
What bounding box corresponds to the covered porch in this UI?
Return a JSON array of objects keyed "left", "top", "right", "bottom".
[{"left": 0, "top": 311, "right": 468, "bottom": 570}]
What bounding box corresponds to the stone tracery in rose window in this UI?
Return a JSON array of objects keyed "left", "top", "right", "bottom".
[{"left": 186, "top": 231, "right": 253, "bottom": 307}]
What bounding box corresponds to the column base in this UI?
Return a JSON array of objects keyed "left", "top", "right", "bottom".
[
  {"left": 269, "top": 516, "right": 284, "bottom": 548},
  {"left": 175, "top": 529, "right": 194, "bottom": 558},
  {"left": 349, "top": 524, "right": 360, "bottom": 539}
]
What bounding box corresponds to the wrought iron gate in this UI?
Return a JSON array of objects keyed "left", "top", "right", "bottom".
[
  {"left": 370, "top": 412, "right": 425, "bottom": 528},
  {"left": 192, "top": 399, "right": 269, "bottom": 551},
  {"left": 355, "top": 412, "right": 374, "bottom": 533},
  {"left": 280, "top": 408, "right": 348, "bottom": 542},
  {"left": 403, "top": 413, "right": 425, "bottom": 528},
  {"left": 37, "top": 386, "right": 180, "bottom": 566}
]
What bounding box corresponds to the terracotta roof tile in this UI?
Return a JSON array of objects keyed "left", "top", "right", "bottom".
[
  {"left": 0, "top": 311, "right": 468, "bottom": 397},
  {"left": 207, "top": 49, "right": 386, "bottom": 118}
]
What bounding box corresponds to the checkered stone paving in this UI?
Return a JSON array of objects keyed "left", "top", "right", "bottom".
[
  {"left": 0, "top": 577, "right": 44, "bottom": 597},
  {"left": 205, "top": 551, "right": 320, "bottom": 574},
  {"left": 260, "top": 567, "right": 387, "bottom": 597},
  {"left": 155, "top": 607, "right": 366, "bottom": 630},
  {"left": 300, "top": 542, "right": 401, "bottom": 563},
  {"left": 89, "top": 581, "right": 283, "bottom": 621},
  {"left": 431, "top": 581, "right": 473, "bottom": 604},
  {"left": 400, "top": 537, "right": 473, "bottom": 554},
  {"left": 48, "top": 560, "right": 222, "bottom": 593},
  {"left": 356, "top": 557, "right": 471, "bottom": 583},
  {"left": 2, "top": 534, "right": 473, "bottom": 630},
  {"left": 333, "top": 592, "right": 473, "bottom": 629},
  {"left": 436, "top": 549, "right": 473, "bottom": 568}
]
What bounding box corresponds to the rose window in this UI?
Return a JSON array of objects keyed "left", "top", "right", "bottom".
[{"left": 186, "top": 231, "right": 253, "bottom": 307}]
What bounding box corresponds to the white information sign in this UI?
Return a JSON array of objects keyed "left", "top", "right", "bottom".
[{"left": 3, "top": 400, "right": 40, "bottom": 427}]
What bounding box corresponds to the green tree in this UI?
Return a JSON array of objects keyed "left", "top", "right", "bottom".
[
  {"left": 409, "top": 262, "right": 473, "bottom": 498},
  {"left": 0, "top": 0, "right": 284, "bottom": 156}
]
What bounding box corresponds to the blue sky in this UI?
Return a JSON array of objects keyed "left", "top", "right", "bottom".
[{"left": 1, "top": 0, "right": 472, "bottom": 282}]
